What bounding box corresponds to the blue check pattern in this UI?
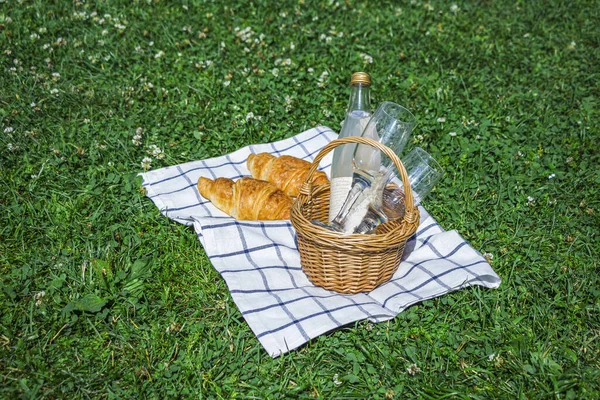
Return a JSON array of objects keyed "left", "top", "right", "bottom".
[{"left": 141, "top": 126, "right": 501, "bottom": 357}]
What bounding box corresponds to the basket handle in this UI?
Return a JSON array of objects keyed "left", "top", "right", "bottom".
[{"left": 299, "top": 136, "right": 419, "bottom": 224}]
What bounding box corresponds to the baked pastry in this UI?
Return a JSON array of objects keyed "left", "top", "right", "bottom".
[
  {"left": 247, "top": 153, "right": 329, "bottom": 197},
  {"left": 197, "top": 176, "right": 292, "bottom": 220}
]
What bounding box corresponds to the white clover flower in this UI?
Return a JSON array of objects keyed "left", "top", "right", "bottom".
[
  {"left": 223, "top": 80, "right": 231, "bottom": 87},
  {"left": 567, "top": 41, "right": 576, "bottom": 50},
  {"left": 73, "top": 11, "right": 88, "bottom": 20},
  {"left": 154, "top": 50, "right": 165, "bottom": 59},
  {"left": 7, "top": 143, "right": 17, "bottom": 151},
  {"left": 360, "top": 53, "right": 373, "bottom": 64},
  {"left": 449, "top": 131, "right": 457, "bottom": 136},
  {"left": 284, "top": 95, "right": 293, "bottom": 111},
  {"left": 290, "top": 42, "right": 295, "bottom": 50},
  {"left": 132, "top": 135, "right": 142, "bottom": 146},
  {"left": 50, "top": 88, "right": 59, "bottom": 95},
  {"left": 527, "top": 196, "right": 535, "bottom": 206},
  {"left": 317, "top": 71, "right": 329, "bottom": 87},
  {"left": 246, "top": 112, "right": 255, "bottom": 122},
  {"left": 483, "top": 252, "right": 493, "bottom": 263},
  {"left": 548, "top": 173, "right": 556, "bottom": 179},
  {"left": 307, "top": 67, "right": 314, "bottom": 73},
  {"left": 437, "top": 117, "right": 446, "bottom": 123},
  {"left": 148, "top": 144, "right": 164, "bottom": 159},
  {"left": 332, "top": 373, "right": 342, "bottom": 386},
  {"left": 30, "top": 33, "right": 40, "bottom": 40},
  {"left": 450, "top": 4, "right": 459, "bottom": 12},
  {"left": 407, "top": 363, "right": 421, "bottom": 375},
  {"left": 271, "top": 68, "right": 279, "bottom": 77},
  {"left": 4, "top": 127, "right": 14, "bottom": 133},
  {"left": 141, "top": 157, "right": 152, "bottom": 170},
  {"left": 34, "top": 291, "right": 45, "bottom": 306}
]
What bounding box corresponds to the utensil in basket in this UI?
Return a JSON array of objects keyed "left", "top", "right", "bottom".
[{"left": 290, "top": 136, "right": 420, "bottom": 294}]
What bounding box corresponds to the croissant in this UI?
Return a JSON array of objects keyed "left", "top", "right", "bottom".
[
  {"left": 197, "top": 176, "right": 292, "bottom": 220},
  {"left": 247, "top": 153, "right": 329, "bottom": 197}
]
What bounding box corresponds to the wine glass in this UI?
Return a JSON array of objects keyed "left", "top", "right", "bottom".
[
  {"left": 353, "top": 147, "right": 444, "bottom": 234},
  {"left": 327, "top": 102, "right": 416, "bottom": 233}
]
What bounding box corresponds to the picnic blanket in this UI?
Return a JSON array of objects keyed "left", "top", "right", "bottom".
[{"left": 140, "top": 126, "right": 501, "bottom": 357}]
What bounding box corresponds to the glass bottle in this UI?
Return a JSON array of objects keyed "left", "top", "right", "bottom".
[{"left": 328, "top": 72, "right": 372, "bottom": 221}]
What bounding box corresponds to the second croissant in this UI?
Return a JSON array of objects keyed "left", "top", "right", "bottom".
[{"left": 247, "top": 153, "right": 329, "bottom": 197}]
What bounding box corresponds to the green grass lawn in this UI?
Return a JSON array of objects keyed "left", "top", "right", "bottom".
[{"left": 1, "top": 0, "right": 599, "bottom": 398}]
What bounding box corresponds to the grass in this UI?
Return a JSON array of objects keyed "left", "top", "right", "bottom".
[{"left": 1, "top": 0, "right": 599, "bottom": 398}]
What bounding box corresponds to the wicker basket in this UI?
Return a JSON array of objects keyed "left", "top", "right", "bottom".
[{"left": 290, "top": 136, "right": 420, "bottom": 294}]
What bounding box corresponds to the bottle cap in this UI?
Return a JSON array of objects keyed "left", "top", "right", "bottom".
[{"left": 350, "top": 72, "right": 371, "bottom": 87}]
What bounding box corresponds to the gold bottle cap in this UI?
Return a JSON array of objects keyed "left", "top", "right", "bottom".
[{"left": 350, "top": 72, "right": 371, "bottom": 87}]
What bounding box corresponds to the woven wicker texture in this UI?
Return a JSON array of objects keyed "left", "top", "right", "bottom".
[{"left": 291, "top": 136, "right": 420, "bottom": 294}]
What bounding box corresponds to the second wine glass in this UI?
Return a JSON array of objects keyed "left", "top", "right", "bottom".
[{"left": 353, "top": 147, "right": 444, "bottom": 234}]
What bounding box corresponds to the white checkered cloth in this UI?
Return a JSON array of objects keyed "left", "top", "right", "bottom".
[{"left": 140, "top": 126, "right": 501, "bottom": 357}]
